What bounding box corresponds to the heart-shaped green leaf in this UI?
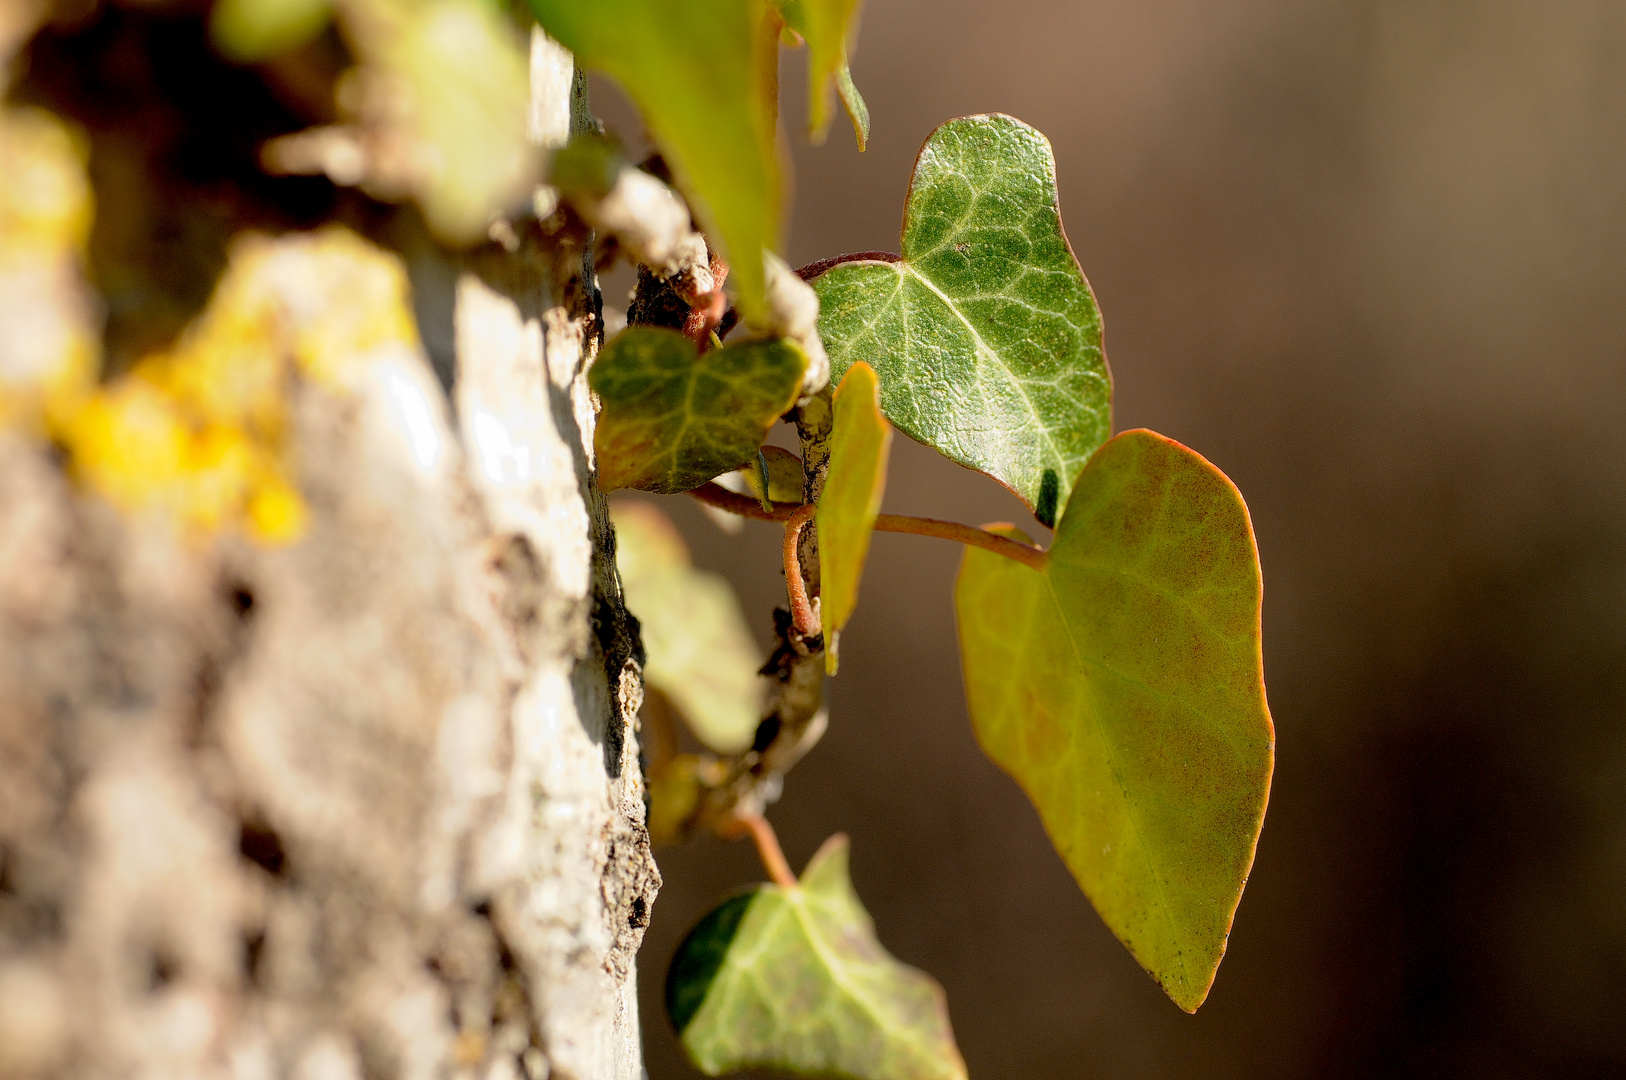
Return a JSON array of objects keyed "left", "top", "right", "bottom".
[
  {"left": 955, "top": 429, "right": 1273, "bottom": 1011},
  {"left": 612, "top": 501, "right": 762, "bottom": 753},
  {"left": 818, "top": 362, "right": 891, "bottom": 673},
  {"left": 526, "top": 0, "right": 780, "bottom": 320},
  {"left": 812, "top": 114, "right": 1109, "bottom": 526},
  {"left": 667, "top": 834, "right": 966, "bottom": 1080},
  {"left": 776, "top": 0, "right": 870, "bottom": 149},
  {"left": 591, "top": 327, "right": 806, "bottom": 494}
]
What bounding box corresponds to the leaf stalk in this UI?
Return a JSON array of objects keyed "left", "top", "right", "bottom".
[
  {"left": 691, "top": 482, "right": 1047, "bottom": 572},
  {"left": 729, "top": 813, "right": 798, "bottom": 889}
]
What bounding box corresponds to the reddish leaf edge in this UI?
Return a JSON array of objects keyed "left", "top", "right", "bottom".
[{"left": 795, "top": 250, "right": 901, "bottom": 281}]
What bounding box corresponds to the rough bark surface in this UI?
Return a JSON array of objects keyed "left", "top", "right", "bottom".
[{"left": 0, "top": 19, "right": 656, "bottom": 1080}]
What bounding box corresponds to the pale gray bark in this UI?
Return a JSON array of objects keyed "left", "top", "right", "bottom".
[{"left": 0, "top": 30, "right": 656, "bottom": 1080}]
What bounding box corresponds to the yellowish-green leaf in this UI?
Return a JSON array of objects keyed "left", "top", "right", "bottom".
[
  {"left": 817, "top": 362, "right": 890, "bottom": 673},
  {"left": 592, "top": 327, "right": 806, "bottom": 494},
  {"left": 955, "top": 429, "right": 1273, "bottom": 1012},
  {"left": 210, "top": 0, "right": 332, "bottom": 62},
  {"left": 527, "top": 0, "right": 781, "bottom": 321},
  {"left": 613, "top": 501, "right": 763, "bottom": 753},
  {"left": 777, "top": 0, "right": 869, "bottom": 149},
  {"left": 667, "top": 835, "right": 966, "bottom": 1080}
]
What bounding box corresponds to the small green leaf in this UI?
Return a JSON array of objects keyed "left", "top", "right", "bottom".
[
  {"left": 812, "top": 114, "right": 1109, "bottom": 525},
  {"left": 526, "top": 0, "right": 781, "bottom": 321},
  {"left": 817, "top": 362, "right": 891, "bottom": 673},
  {"left": 955, "top": 430, "right": 1273, "bottom": 1012},
  {"left": 777, "top": 0, "right": 869, "bottom": 149},
  {"left": 592, "top": 327, "right": 806, "bottom": 495},
  {"left": 667, "top": 835, "right": 967, "bottom": 1080},
  {"left": 612, "top": 501, "right": 763, "bottom": 753},
  {"left": 210, "top": 0, "right": 332, "bottom": 61},
  {"left": 742, "top": 444, "right": 806, "bottom": 505}
]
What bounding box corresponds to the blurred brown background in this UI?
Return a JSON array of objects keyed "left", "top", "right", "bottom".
[{"left": 619, "top": 1, "right": 1626, "bottom": 1077}]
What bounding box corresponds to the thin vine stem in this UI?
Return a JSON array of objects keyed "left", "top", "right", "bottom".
[
  {"left": 872, "top": 513, "right": 1046, "bottom": 571},
  {"left": 690, "top": 482, "right": 1047, "bottom": 572},
  {"left": 782, "top": 502, "right": 820, "bottom": 637}
]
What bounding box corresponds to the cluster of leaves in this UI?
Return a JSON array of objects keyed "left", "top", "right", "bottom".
[
  {"left": 535, "top": 2, "right": 1276, "bottom": 1074},
  {"left": 3, "top": 0, "right": 1273, "bottom": 1071}
]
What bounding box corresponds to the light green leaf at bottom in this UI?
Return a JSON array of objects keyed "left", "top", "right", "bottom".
[
  {"left": 667, "top": 835, "right": 966, "bottom": 1080},
  {"left": 955, "top": 429, "right": 1274, "bottom": 1012}
]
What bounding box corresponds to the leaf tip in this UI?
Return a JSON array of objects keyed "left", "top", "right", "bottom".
[
  {"left": 1165, "top": 966, "right": 1217, "bottom": 1014},
  {"left": 798, "top": 831, "right": 851, "bottom": 890},
  {"left": 836, "top": 64, "right": 869, "bottom": 151}
]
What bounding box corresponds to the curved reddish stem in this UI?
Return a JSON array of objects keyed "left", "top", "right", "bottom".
[{"left": 782, "top": 502, "right": 820, "bottom": 638}]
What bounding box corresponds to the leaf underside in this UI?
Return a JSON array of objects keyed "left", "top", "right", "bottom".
[
  {"left": 955, "top": 429, "right": 1273, "bottom": 1011},
  {"left": 611, "top": 501, "right": 762, "bottom": 754},
  {"left": 668, "top": 835, "right": 967, "bottom": 1080},
  {"left": 591, "top": 327, "right": 806, "bottom": 495},
  {"left": 818, "top": 362, "right": 891, "bottom": 673},
  {"left": 812, "top": 114, "right": 1109, "bottom": 526},
  {"left": 526, "top": 0, "right": 780, "bottom": 319}
]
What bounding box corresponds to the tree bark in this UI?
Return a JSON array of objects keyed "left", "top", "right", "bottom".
[{"left": 0, "top": 18, "right": 656, "bottom": 1080}]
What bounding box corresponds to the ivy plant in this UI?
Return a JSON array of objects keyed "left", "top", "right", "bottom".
[{"left": 531, "top": 0, "right": 1275, "bottom": 1072}]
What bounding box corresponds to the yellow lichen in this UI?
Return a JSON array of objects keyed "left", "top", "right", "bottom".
[
  {"left": 56, "top": 228, "right": 423, "bottom": 543},
  {"left": 1, "top": 114, "right": 423, "bottom": 545}
]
